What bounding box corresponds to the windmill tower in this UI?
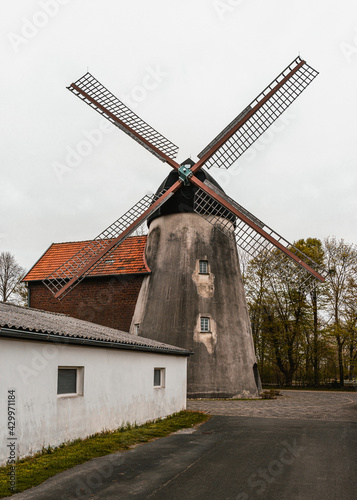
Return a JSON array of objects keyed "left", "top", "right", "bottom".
[
  {"left": 130, "top": 165, "right": 260, "bottom": 397},
  {"left": 44, "top": 56, "right": 325, "bottom": 398}
]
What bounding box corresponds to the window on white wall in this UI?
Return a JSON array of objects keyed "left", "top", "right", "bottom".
[
  {"left": 57, "top": 367, "right": 84, "bottom": 396},
  {"left": 200, "top": 317, "right": 210, "bottom": 332},
  {"left": 134, "top": 323, "right": 140, "bottom": 335},
  {"left": 199, "top": 260, "right": 209, "bottom": 274},
  {"left": 154, "top": 368, "right": 165, "bottom": 388}
]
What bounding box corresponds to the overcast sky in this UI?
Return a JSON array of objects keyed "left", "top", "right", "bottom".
[{"left": 1, "top": 0, "right": 357, "bottom": 271}]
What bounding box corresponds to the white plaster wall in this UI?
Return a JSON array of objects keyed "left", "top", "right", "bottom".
[{"left": 0, "top": 338, "right": 187, "bottom": 465}]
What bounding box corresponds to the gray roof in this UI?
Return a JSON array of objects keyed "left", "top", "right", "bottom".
[{"left": 0, "top": 302, "right": 191, "bottom": 356}]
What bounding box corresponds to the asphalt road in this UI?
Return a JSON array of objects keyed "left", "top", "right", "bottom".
[{"left": 12, "top": 412, "right": 357, "bottom": 500}]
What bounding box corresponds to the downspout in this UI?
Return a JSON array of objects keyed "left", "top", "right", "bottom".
[{"left": 26, "top": 283, "right": 30, "bottom": 307}]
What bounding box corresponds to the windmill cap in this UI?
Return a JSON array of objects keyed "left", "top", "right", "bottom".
[
  {"left": 181, "top": 158, "right": 195, "bottom": 167},
  {"left": 147, "top": 168, "right": 235, "bottom": 227}
]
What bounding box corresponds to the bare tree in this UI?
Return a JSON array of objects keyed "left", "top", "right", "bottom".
[{"left": 0, "top": 252, "right": 27, "bottom": 304}]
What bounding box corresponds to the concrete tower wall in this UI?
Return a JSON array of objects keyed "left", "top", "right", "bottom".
[{"left": 131, "top": 213, "right": 260, "bottom": 398}]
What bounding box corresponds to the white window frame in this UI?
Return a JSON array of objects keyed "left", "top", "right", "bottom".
[
  {"left": 134, "top": 323, "right": 140, "bottom": 335},
  {"left": 199, "top": 260, "right": 209, "bottom": 274},
  {"left": 153, "top": 367, "right": 166, "bottom": 388},
  {"left": 57, "top": 366, "right": 84, "bottom": 398},
  {"left": 200, "top": 317, "right": 210, "bottom": 333}
]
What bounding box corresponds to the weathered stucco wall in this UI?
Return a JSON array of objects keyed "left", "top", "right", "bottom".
[
  {"left": 131, "top": 212, "right": 260, "bottom": 398},
  {"left": 0, "top": 338, "right": 187, "bottom": 464}
]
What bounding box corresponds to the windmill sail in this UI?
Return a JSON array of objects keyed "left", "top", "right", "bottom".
[
  {"left": 196, "top": 57, "right": 318, "bottom": 170},
  {"left": 68, "top": 73, "right": 179, "bottom": 163},
  {"left": 54, "top": 56, "right": 323, "bottom": 300},
  {"left": 43, "top": 186, "right": 179, "bottom": 298},
  {"left": 192, "top": 179, "right": 326, "bottom": 289}
]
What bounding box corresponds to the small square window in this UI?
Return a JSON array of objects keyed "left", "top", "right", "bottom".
[
  {"left": 199, "top": 260, "right": 208, "bottom": 274},
  {"left": 57, "top": 367, "right": 83, "bottom": 396},
  {"left": 154, "top": 368, "right": 165, "bottom": 388},
  {"left": 200, "top": 317, "right": 210, "bottom": 332}
]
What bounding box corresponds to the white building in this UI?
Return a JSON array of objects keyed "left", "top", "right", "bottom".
[{"left": 0, "top": 302, "right": 191, "bottom": 465}]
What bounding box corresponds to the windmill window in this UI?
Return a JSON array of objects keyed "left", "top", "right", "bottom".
[
  {"left": 199, "top": 260, "right": 209, "bottom": 274},
  {"left": 134, "top": 323, "right": 140, "bottom": 335},
  {"left": 200, "top": 317, "right": 210, "bottom": 332},
  {"left": 154, "top": 368, "right": 165, "bottom": 388},
  {"left": 57, "top": 367, "right": 84, "bottom": 397}
]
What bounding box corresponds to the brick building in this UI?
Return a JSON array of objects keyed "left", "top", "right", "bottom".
[{"left": 23, "top": 236, "right": 149, "bottom": 332}]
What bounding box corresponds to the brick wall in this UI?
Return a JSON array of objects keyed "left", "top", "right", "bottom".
[{"left": 28, "top": 275, "right": 145, "bottom": 332}]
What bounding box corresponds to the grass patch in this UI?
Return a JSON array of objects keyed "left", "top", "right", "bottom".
[
  {"left": 260, "top": 389, "right": 282, "bottom": 399},
  {"left": 0, "top": 411, "right": 209, "bottom": 498}
]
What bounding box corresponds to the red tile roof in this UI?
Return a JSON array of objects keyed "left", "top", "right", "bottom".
[{"left": 24, "top": 236, "right": 150, "bottom": 281}]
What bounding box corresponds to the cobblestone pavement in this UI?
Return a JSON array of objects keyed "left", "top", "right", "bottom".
[{"left": 187, "top": 390, "right": 357, "bottom": 422}]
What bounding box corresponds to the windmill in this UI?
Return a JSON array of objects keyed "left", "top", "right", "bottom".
[{"left": 44, "top": 56, "right": 325, "bottom": 397}]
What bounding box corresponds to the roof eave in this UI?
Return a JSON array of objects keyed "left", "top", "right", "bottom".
[
  {"left": 0, "top": 327, "right": 193, "bottom": 356},
  {"left": 22, "top": 242, "right": 55, "bottom": 282},
  {"left": 25, "top": 271, "right": 151, "bottom": 283}
]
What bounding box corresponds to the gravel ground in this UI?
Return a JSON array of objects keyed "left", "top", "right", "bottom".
[{"left": 187, "top": 390, "right": 357, "bottom": 421}]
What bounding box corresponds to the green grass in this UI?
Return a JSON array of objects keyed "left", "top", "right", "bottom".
[{"left": 0, "top": 411, "right": 209, "bottom": 498}]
